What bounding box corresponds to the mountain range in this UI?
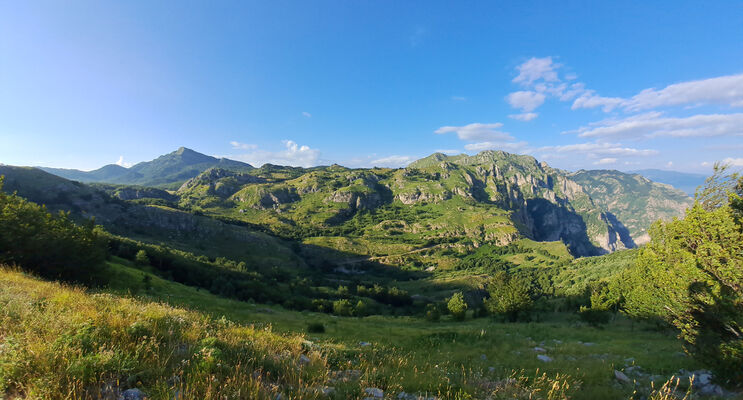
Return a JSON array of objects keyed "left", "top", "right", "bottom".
[
  {"left": 39, "top": 147, "right": 254, "bottom": 189},
  {"left": 7, "top": 147, "right": 695, "bottom": 260}
]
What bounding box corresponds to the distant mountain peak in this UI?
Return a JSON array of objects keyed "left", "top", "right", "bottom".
[{"left": 174, "top": 146, "right": 198, "bottom": 156}]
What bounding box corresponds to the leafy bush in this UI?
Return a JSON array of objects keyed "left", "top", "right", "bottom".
[
  {"left": 619, "top": 165, "right": 743, "bottom": 383},
  {"left": 332, "top": 299, "right": 353, "bottom": 316},
  {"left": 0, "top": 177, "right": 106, "bottom": 281},
  {"left": 483, "top": 271, "right": 533, "bottom": 322},
  {"left": 447, "top": 292, "right": 467, "bottom": 321},
  {"left": 135, "top": 249, "right": 150, "bottom": 265}
]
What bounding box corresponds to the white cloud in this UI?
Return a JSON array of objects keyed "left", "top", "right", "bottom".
[
  {"left": 571, "top": 90, "right": 624, "bottom": 112},
  {"left": 434, "top": 149, "right": 462, "bottom": 155},
  {"left": 434, "top": 123, "right": 513, "bottom": 141},
  {"left": 574, "top": 112, "right": 743, "bottom": 139},
  {"left": 624, "top": 73, "right": 743, "bottom": 111},
  {"left": 370, "top": 155, "right": 415, "bottom": 168},
  {"left": 508, "top": 112, "right": 538, "bottom": 121},
  {"left": 229, "top": 140, "right": 320, "bottom": 167},
  {"left": 569, "top": 73, "right": 743, "bottom": 112},
  {"left": 230, "top": 141, "right": 258, "bottom": 150},
  {"left": 594, "top": 158, "right": 617, "bottom": 165},
  {"left": 302, "top": 111, "right": 312, "bottom": 118},
  {"left": 451, "top": 96, "right": 467, "bottom": 101},
  {"left": 513, "top": 57, "right": 559, "bottom": 85},
  {"left": 464, "top": 141, "right": 530, "bottom": 153},
  {"left": 537, "top": 142, "right": 658, "bottom": 158},
  {"left": 506, "top": 91, "right": 546, "bottom": 112},
  {"left": 115, "top": 156, "right": 132, "bottom": 168},
  {"left": 723, "top": 157, "right": 743, "bottom": 167}
]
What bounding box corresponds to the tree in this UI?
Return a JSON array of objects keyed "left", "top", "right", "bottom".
[
  {"left": 483, "top": 271, "right": 533, "bottom": 322},
  {"left": 0, "top": 177, "right": 106, "bottom": 281},
  {"left": 354, "top": 300, "right": 368, "bottom": 317},
  {"left": 332, "top": 299, "right": 353, "bottom": 316},
  {"left": 621, "top": 166, "right": 743, "bottom": 383},
  {"left": 135, "top": 250, "right": 150, "bottom": 266},
  {"left": 447, "top": 292, "right": 467, "bottom": 321}
]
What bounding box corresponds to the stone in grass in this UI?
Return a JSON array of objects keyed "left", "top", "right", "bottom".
[
  {"left": 119, "top": 388, "right": 146, "bottom": 400},
  {"left": 359, "top": 341, "right": 372, "bottom": 347},
  {"left": 365, "top": 387, "right": 384, "bottom": 398},
  {"left": 537, "top": 354, "right": 552, "bottom": 362},
  {"left": 614, "top": 370, "right": 631, "bottom": 384},
  {"left": 480, "top": 354, "right": 487, "bottom": 360},
  {"left": 299, "top": 354, "right": 311, "bottom": 364},
  {"left": 699, "top": 384, "right": 724, "bottom": 396},
  {"left": 533, "top": 346, "right": 546, "bottom": 353}
]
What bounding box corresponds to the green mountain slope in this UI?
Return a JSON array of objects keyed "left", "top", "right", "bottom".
[
  {"left": 176, "top": 150, "right": 691, "bottom": 257},
  {"left": 39, "top": 147, "right": 254, "bottom": 188},
  {"left": 39, "top": 163, "right": 130, "bottom": 182},
  {"left": 570, "top": 170, "right": 693, "bottom": 245}
]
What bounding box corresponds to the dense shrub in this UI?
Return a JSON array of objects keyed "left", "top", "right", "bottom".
[
  {"left": 447, "top": 292, "right": 467, "bottom": 321},
  {"left": 619, "top": 165, "right": 743, "bottom": 383},
  {"left": 483, "top": 271, "right": 533, "bottom": 322},
  {"left": 0, "top": 177, "right": 107, "bottom": 281}
]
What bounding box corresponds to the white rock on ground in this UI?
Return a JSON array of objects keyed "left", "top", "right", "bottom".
[
  {"left": 614, "top": 370, "right": 631, "bottom": 384},
  {"left": 365, "top": 387, "right": 384, "bottom": 398}
]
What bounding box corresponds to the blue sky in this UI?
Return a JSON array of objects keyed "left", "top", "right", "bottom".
[{"left": 1, "top": 1, "right": 742, "bottom": 172}]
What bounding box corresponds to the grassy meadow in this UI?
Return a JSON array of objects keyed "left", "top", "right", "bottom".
[{"left": 0, "top": 259, "right": 711, "bottom": 400}]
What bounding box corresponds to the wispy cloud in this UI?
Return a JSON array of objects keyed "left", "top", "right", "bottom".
[
  {"left": 230, "top": 141, "right": 258, "bottom": 150},
  {"left": 434, "top": 122, "right": 512, "bottom": 141},
  {"left": 506, "top": 91, "right": 545, "bottom": 112},
  {"left": 451, "top": 96, "right": 467, "bottom": 102},
  {"left": 723, "top": 157, "right": 743, "bottom": 167},
  {"left": 302, "top": 111, "right": 312, "bottom": 118},
  {"left": 115, "top": 156, "right": 132, "bottom": 168},
  {"left": 572, "top": 112, "right": 743, "bottom": 139},
  {"left": 594, "top": 158, "right": 617, "bottom": 165},
  {"left": 228, "top": 140, "right": 320, "bottom": 167},
  {"left": 512, "top": 57, "right": 560, "bottom": 85},
  {"left": 370, "top": 155, "right": 416, "bottom": 168},
  {"left": 435, "top": 122, "right": 530, "bottom": 155},
  {"left": 536, "top": 142, "right": 658, "bottom": 160},
  {"left": 508, "top": 112, "right": 538, "bottom": 121}
]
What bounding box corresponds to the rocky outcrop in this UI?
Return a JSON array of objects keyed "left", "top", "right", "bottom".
[{"left": 328, "top": 190, "right": 383, "bottom": 210}]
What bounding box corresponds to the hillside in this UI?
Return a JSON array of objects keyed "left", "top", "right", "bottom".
[
  {"left": 176, "top": 150, "right": 691, "bottom": 258},
  {"left": 40, "top": 147, "right": 254, "bottom": 188},
  {"left": 569, "top": 170, "right": 693, "bottom": 245},
  {"left": 0, "top": 262, "right": 701, "bottom": 400}
]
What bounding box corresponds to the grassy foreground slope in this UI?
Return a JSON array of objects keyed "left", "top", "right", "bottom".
[{"left": 0, "top": 260, "right": 705, "bottom": 400}]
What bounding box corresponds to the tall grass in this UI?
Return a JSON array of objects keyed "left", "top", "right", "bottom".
[{"left": 0, "top": 267, "right": 328, "bottom": 399}]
